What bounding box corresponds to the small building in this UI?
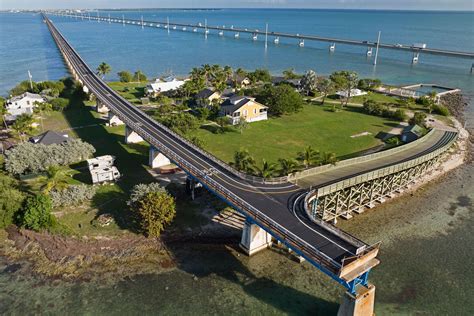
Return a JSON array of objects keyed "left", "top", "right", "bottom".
[
  {"left": 145, "top": 77, "right": 186, "bottom": 97},
  {"left": 30, "top": 130, "right": 69, "bottom": 145},
  {"left": 5, "top": 92, "right": 45, "bottom": 121},
  {"left": 271, "top": 76, "right": 301, "bottom": 89},
  {"left": 228, "top": 74, "right": 251, "bottom": 89},
  {"left": 336, "top": 89, "right": 367, "bottom": 99},
  {"left": 401, "top": 125, "right": 425, "bottom": 143},
  {"left": 195, "top": 88, "right": 222, "bottom": 107},
  {"left": 87, "top": 155, "right": 121, "bottom": 184},
  {"left": 220, "top": 95, "right": 268, "bottom": 125}
]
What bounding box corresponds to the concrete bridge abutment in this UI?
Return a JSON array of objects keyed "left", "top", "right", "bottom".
[
  {"left": 125, "top": 125, "right": 144, "bottom": 144},
  {"left": 107, "top": 112, "right": 124, "bottom": 126},
  {"left": 96, "top": 99, "right": 110, "bottom": 113},
  {"left": 149, "top": 146, "right": 171, "bottom": 169},
  {"left": 239, "top": 219, "right": 272, "bottom": 256}
]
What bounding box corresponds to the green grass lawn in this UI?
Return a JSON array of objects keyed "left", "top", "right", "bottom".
[
  {"left": 107, "top": 81, "right": 147, "bottom": 104},
  {"left": 191, "top": 104, "right": 395, "bottom": 165},
  {"left": 351, "top": 91, "right": 400, "bottom": 104}
]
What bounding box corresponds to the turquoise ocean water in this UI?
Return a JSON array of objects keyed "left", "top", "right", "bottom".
[{"left": 1, "top": 9, "right": 474, "bottom": 315}]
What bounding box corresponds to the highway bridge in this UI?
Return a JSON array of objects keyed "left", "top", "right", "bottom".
[
  {"left": 43, "top": 13, "right": 458, "bottom": 313},
  {"left": 52, "top": 11, "right": 474, "bottom": 68}
]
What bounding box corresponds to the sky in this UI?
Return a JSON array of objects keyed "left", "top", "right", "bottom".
[{"left": 1, "top": 0, "right": 473, "bottom": 11}]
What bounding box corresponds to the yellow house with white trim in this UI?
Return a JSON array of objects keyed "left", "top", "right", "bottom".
[{"left": 220, "top": 95, "right": 268, "bottom": 125}]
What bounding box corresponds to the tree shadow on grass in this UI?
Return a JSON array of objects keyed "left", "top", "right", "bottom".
[
  {"left": 61, "top": 99, "right": 156, "bottom": 233},
  {"left": 168, "top": 243, "right": 339, "bottom": 315}
]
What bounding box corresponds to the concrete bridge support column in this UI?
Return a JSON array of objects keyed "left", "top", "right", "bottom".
[
  {"left": 107, "top": 112, "right": 124, "bottom": 126},
  {"left": 239, "top": 219, "right": 272, "bottom": 256},
  {"left": 412, "top": 52, "right": 420, "bottom": 64},
  {"left": 96, "top": 99, "right": 110, "bottom": 113},
  {"left": 124, "top": 126, "right": 144, "bottom": 144},
  {"left": 337, "top": 284, "right": 375, "bottom": 316},
  {"left": 149, "top": 146, "right": 171, "bottom": 169}
]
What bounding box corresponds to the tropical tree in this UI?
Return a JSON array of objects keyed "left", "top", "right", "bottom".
[
  {"left": 297, "top": 146, "right": 320, "bottom": 168},
  {"left": 330, "top": 71, "right": 359, "bottom": 106},
  {"left": 17, "top": 193, "right": 55, "bottom": 231},
  {"left": 316, "top": 78, "right": 334, "bottom": 105},
  {"left": 133, "top": 70, "right": 147, "bottom": 82},
  {"left": 278, "top": 158, "right": 299, "bottom": 175},
  {"left": 134, "top": 191, "right": 176, "bottom": 237},
  {"left": 235, "top": 118, "right": 249, "bottom": 134},
  {"left": 257, "top": 84, "right": 304, "bottom": 116},
  {"left": 190, "top": 136, "right": 204, "bottom": 148},
  {"left": 11, "top": 114, "right": 34, "bottom": 141},
  {"left": 283, "top": 68, "right": 300, "bottom": 79},
  {"left": 0, "top": 97, "right": 8, "bottom": 129},
  {"left": 96, "top": 62, "right": 111, "bottom": 79},
  {"left": 117, "top": 70, "right": 133, "bottom": 83},
  {"left": 319, "top": 152, "right": 337, "bottom": 165},
  {"left": 300, "top": 70, "right": 318, "bottom": 96},
  {"left": 40, "top": 166, "right": 69, "bottom": 194},
  {"left": 232, "top": 149, "right": 255, "bottom": 172},
  {"left": 252, "top": 159, "right": 277, "bottom": 179},
  {"left": 215, "top": 116, "right": 230, "bottom": 134}
]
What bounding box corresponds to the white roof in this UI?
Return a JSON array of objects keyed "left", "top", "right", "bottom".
[
  {"left": 147, "top": 80, "right": 185, "bottom": 93},
  {"left": 336, "top": 89, "right": 367, "bottom": 98},
  {"left": 7, "top": 92, "right": 44, "bottom": 103}
]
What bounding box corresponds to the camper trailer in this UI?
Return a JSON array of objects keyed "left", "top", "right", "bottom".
[{"left": 87, "top": 155, "right": 121, "bottom": 184}]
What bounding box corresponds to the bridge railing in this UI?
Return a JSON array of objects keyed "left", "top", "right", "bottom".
[{"left": 45, "top": 16, "right": 347, "bottom": 274}]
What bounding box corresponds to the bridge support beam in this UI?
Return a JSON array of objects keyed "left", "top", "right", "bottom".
[
  {"left": 337, "top": 284, "right": 375, "bottom": 316},
  {"left": 412, "top": 52, "right": 420, "bottom": 64},
  {"left": 107, "top": 112, "right": 124, "bottom": 126},
  {"left": 149, "top": 146, "right": 171, "bottom": 169},
  {"left": 96, "top": 99, "right": 110, "bottom": 113},
  {"left": 125, "top": 126, "right": 144, "bottom": 144},
  {"left": 239, "top": 219, "right": 272, "bottom": 256}
]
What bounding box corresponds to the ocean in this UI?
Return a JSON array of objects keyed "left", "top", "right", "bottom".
[{"left": 0, "top": 9, "right": 473, "bottom": 315}]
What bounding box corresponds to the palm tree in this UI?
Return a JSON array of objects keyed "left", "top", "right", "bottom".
[
  {"left": 96, "top": 62, "right": 111, "bottom": 79},
  {"left": 278, "top": 158, "right": 299, "bottom": 175},
  {"left": 41, "top": 165, "right": 69, "bottom": 194},
  {"left": 319, "top": 152, "right": 337, "bottom": 166},
  {"left": 11, "top": 113, "right": 34, "bottom": 141},
  {"left": 297, "top": 146, "right": 320, "bottom": 168},
  {"left": 223, "top": 65, "right": 233, "bottom": 82},
  {"left": 232, "top": 149, "right": 255, "bottom": 172},
  {"left": 252, "top": 159, "right": 277, "bottom": 179}
]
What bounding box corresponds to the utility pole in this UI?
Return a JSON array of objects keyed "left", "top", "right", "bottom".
[
  {"left": 205, "top": 18, "right": 208, "bottom": 38},
  {"left": 141, "top": 15, "right": 144, "bottom": 29},
  {"left": 167, "top": 17, "right": 170, "bottom": 34},
  {"left": 28, "top": 70, "right": 33, "bottom": 90},
  {"left": 374, "top": 31, "right": 381, "bottom": 66},
  {"left": 265, "top": 23, "right": 268, "bottom": 49},
  {"left": 122, "top": 14, "right": 125, "bottom": 26}
]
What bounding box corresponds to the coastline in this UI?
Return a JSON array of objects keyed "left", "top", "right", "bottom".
[{"left": 0, "top": 118, "right": 470, "bottom": 283}]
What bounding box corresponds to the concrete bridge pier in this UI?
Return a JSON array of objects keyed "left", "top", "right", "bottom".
[
  {"left": 239, "top": 219, "right": 272, "bottom": 256},
  {"left": 124, "top": 126, "right": 144, "bottom": 144},
  {"left": 366, "top": 47, "right": 373, "bottom": 57},
  {"left": 330, "top": 43, "right": 336, "bottom": 52},
  {"left": 107, "top": 112, "right": 124, "bottom": 126},
  {"left": 96, "top": 99, "right": 110, "bottom": 113},
  {"left": 337, "top": 284, "right": 375, "bottom": 316},
  {"left": 412, "top": 52, "right": 420, "bottom": 63},
  {"left": 149, "top": 146, "right": 171, "bottom": 169}
]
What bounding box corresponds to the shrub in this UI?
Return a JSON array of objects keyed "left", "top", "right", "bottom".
[
  {"left": 433, "top": 104, "right": 450, "bottom": 116},
  {"left": 4, "top": 139, "right": 96, "bottom": 175},
  {"left": 385, "top": 136, "right": 401, "bottom": 146},
  {"left": 134, "top": 191, "right": 176, "bottom": 237},
  {"left": 393, "top": 108, "right": 408, "bottom": 121},
  {"left": 410, "top": 112, "right": 427, "bottom": 126},
  {"left": 50, "top": 184, "right": 97, "bottom": 207},
  {"left": 50, "top": 98, "right": 69, "bottom": 111},
  {"left": 17, "top": 194, "right": 55, "bottom": 231},
  {"left": 128, "top": 183, "right": 166, "bottom": 209},
  {"left": 0, "top": 173, "right": 25, "bottom": 228}
]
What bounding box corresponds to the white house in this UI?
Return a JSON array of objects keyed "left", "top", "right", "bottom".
[
  {"left": 146, "top": 76, "right": 186, "bottom": 97},
  {"left": 336, "top": 89, "right": 367, "bottom": 99},
  {"left": 5, "top": 92, "right": 45, "bottom": 120}
]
